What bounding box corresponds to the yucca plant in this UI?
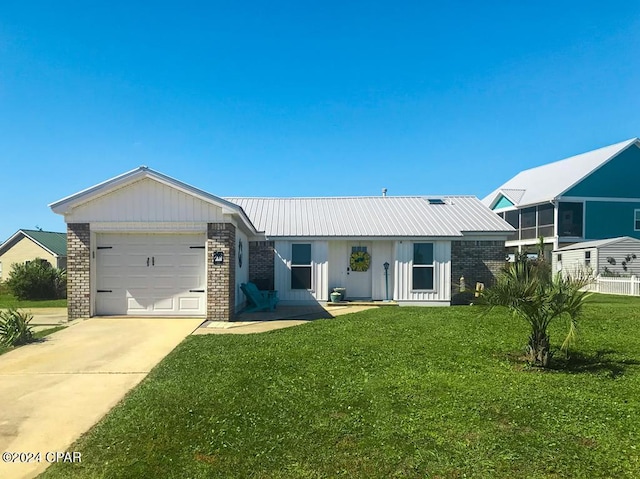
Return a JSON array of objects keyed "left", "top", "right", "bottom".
[
  {"left": 0, "top": 309, "right": 34, "bottom": 346},
  {"left": 483, "top": 262, "right": 592, "bottom": 367}
]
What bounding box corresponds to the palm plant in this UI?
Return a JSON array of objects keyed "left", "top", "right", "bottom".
[{"left": 483, "top": 262, "right": 592, "bottom": 367}]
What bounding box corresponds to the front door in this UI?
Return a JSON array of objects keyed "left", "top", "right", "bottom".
[{"left": 346, "top": 243, "right": 372, "bottom": 299}]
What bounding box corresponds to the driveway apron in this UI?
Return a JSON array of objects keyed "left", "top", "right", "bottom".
[{"left": 0, "top": 317, "right": 202, "bottom": 479}]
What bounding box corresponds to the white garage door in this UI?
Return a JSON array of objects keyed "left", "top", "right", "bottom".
[{"left": 96, "top": 233, "right": 206, "bottom": 316}]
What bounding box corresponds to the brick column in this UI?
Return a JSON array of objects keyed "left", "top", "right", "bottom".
[
  {"left": 207, "top": 223, "right": 236, "bottom": 321},
  {"left": 67, "top": 223, "right": 91, "bottom": 320},
  {"left": 248, "top": 241, "right": 275, "bottom": 290}
]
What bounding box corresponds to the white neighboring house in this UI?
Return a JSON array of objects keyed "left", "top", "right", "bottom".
[
  {"left": 553, "top": 236, "right": 640, "bottom": 277},
  {"left": 50, "top": 166, "right": 514, "bottom": 321}
]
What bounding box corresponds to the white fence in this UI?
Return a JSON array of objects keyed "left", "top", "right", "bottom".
[{"left": 588, "top": 275, "right": 640, "bottom": 296}]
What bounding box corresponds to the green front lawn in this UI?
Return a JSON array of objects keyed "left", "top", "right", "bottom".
[
  {"left": 42, "top": 295, "right": 640, "bottom": 478},
  {"left": 0, "top": 292, "right": 66, "bottom": 309}
]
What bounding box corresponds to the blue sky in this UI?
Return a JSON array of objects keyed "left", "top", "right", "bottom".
[{"left": 1, "top": 1, "right": 640, "bottom": 241}]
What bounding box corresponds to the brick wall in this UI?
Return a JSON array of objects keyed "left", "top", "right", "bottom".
[
  {"left": 67, "top": 223, "right": 90, "bottom": 320},
  {"left": 451, "top": 240, "right": 505, "bottom": 294},
  {"left": 207, "top": 223, "right": 236, "bottom": 321},
  {"left": 248, "top": 241, "right": 275, "bottom": 290}
]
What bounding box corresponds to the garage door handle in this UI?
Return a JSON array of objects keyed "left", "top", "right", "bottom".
[
  {"left": 147, "top": 257, "right": 150, "bottom": 267},
  {"left": 97, "top": 289, "right": 112, "bottom": 293},
  {"left": 152, "top": 256, "right": 155, "bottom": 266},
  {"left": 189, "top": 289, "right": 205, "bottom": 293}
]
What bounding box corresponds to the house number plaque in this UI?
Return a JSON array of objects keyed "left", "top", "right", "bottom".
[{"left": 213, "top": 252, "right": 224, "bottom": 265}]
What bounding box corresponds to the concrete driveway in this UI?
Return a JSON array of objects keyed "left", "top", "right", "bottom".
[{"left": 0, "top": 317, "right": 203, "bottom": 479}]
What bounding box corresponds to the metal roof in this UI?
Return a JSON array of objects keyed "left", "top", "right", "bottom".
[
  {"left": 227, "top": 196, "right": 514, "bottom": 237},
  {"left": 554, "top": 236, "right": 640, "bottom": 252},
  {"left": 483, "top": 138, "right": 640, "bottom": 209},
  {"left": 0, "top": 230, "right": 67, "bottom": 257}
]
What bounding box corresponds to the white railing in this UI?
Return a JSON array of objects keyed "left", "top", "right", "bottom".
[{"left": 589, "top": 275, "right": 640, "bottom": 296}]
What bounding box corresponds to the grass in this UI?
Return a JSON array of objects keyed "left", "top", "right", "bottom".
[
  {"left": 0, "top": 284, "right": 66, "bottom": 308},
  {"left": 0, "top": 325, "right": 67, "bottom": 356},
  {"left": 42, "top": 294, "right": 640, "bottom": 478}
]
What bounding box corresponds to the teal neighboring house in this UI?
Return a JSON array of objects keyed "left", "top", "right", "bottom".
[{"left": 482, "top": 138, "right": 640, "bottom": 257}]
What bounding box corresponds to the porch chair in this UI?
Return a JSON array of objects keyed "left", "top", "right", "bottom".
[{"left": 240, "top": 282, "right": 279, "bottom": 312}]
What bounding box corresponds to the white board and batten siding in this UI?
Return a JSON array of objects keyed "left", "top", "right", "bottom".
[
  {"left": 274, "top": 240, "right": 329, "bottom": 303},
  {"left": 394, "top": 241, "right": 451, "bottom": 304},
  {"left": 64, "top": 178, "right": 224, "bottom": 226},
  {"left": 371, "top": 242, "right": 394, "bottom": 300}
]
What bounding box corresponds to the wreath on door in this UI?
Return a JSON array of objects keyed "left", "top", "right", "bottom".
[{"left": 350, "top": 251, "right": 371, "bottom": 272}]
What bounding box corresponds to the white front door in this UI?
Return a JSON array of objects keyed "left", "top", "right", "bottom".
[
  {"left": 96, "top": 233, "right": 206, "bottom": 316},
  {"left": 346, "top": 243, "right": 372, "bottom": 299}
]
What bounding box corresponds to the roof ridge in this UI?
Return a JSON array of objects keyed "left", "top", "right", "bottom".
[
  {"left": 20, "top": 229, "right": 66, "bottom": 234},
  {"left": 225, "top": 195, "right": 478, "bottom": 199},
  {"left": 516, "top": 138, "right": 638, "bottom": 175}
]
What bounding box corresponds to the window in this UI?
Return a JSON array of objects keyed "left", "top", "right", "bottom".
[
  {"left": 537, "top": 204, "right": 554, "bottom": 226},
  {"left": 520, "top": 207, "right": 537, "bottom": 239},
  {"left": 558, "top": 202, "right": 584, "bottom": 237},
  {"left": 504, "top": 210, "right": 519, "bottom": 228},
  {"left": 585, "top": 251, "right": 591, "bottom": 267},
  {"left": 412, "top": 243, "right": 434, "bottom": 290},
  {"left": 291, "top": 244, "right": 312, "bottom": 290},
  {"left": 635, "top": 210, "right": 640, "bottom": 231},
  {"left": 537, "top": 203, "right": 554, "bottom": 237},
  {"left": 504, "top": 210, "right": 519, "bottom": 241},
  {"left": 557, "top": 254, "right": 562, "bottom": 262}
]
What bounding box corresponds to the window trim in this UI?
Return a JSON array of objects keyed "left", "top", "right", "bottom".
[
  {"left": 290, "top": 243, "right": 313, "bottom": 291},
  {"left": 634, "top": 209, "right": 640, "bottom": 231},
  {"left": 412, "top": 242, "right": 435, "bottom": 291}
]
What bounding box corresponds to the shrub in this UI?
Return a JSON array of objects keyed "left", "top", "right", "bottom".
[
  {"left": 5, "top": 259, "right": 67, "bottom": 300},
  {"left": 0, "top": 309, "right": 34, "bottom": 346}
]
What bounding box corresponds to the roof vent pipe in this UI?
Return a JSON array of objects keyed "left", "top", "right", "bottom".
[{"left": 382, "top": 188, "right": 387, "bottom": 197}]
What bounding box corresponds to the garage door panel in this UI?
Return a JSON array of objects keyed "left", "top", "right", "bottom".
[
  {"left": 96, "top": 297, "right": 128, "bottom": 316},
  {"left": 176, "top": 254, "right": 202, "bottom": 266},
  {"left": 127, "top": 296, "right": 154, "bottom": 312},
  {"left": 152, "top": 297, "right": 176, "bottom": 311},
  {"left": 178, "top": 296, "right": 202, "bottom": 311},
  {"left": 177, "top": 275, "right": 202, "bottom": 289},
  {"left": 96, "top": 233, "right": 205, "bottom": 316}
]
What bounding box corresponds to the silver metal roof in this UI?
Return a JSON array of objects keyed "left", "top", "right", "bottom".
[
  {"left": 554, "top": 236, "right": 640, "bottom": 252},
  {"left": 483, "top": 138, "right": 640, "bottom": 209},
  {"left": 227, "top": 196, "right": 514, "bottom": 237}
]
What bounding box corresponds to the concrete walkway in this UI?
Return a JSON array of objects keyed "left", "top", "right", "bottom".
[
  {"left": 194, "top": 304, "right": 378, "bottom": 335},
  {"left": 0, "top": 317, "right": 202, "bottom": 479}
]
